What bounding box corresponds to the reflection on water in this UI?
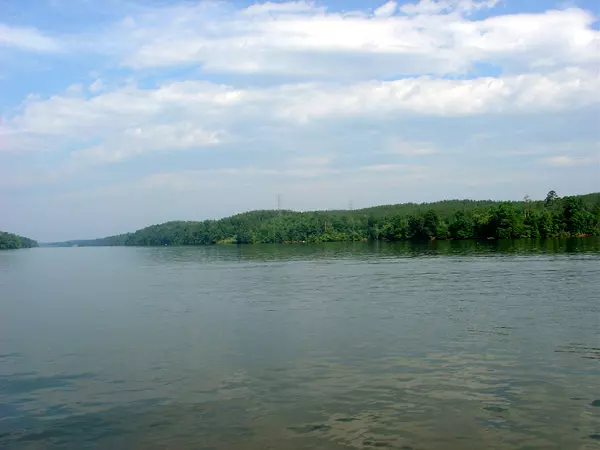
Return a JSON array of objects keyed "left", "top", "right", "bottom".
[
  {"left": 137, "top": 237, "right": 600, "bottom": 264},
  {"left": 1, "top": 238, "right": 599, "bottom": 449}
]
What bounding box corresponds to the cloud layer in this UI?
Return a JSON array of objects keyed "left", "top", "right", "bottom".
[
  {"left": 118, "top": 1, "right": 599, "bottom": 77},
  {"left": 0, "top": 24, "right": 61, "bottom": 52}
]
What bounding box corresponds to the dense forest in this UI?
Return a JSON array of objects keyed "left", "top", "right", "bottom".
[
  {"left": 55, "top": 191, "right": 600, "bottom": 247},
  {"left": 0, "top": 231, "right": 38, "bottom": 250}
]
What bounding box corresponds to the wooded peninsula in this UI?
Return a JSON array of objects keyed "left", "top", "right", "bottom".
[
  {"left": 0, "top": 232, "right": 38, "bottom": 250},
  {"left": 49, "top": 191, "right": 600, "bottom": 247}
]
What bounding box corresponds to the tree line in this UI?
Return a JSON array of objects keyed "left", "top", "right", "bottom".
[
  {"left": 58, "top": 191, "right": 600, "bottom": 247},
  {"left": 0, "top": 231, "right": 38, "bottom": 250}
]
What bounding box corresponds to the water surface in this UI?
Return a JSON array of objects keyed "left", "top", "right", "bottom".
[{"left": 1, "top": 239, "right": 599, "bottom": 449}]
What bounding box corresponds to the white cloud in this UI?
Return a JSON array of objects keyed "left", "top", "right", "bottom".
[
  {"left": 113, "top": 2, "right": 599, "bottom": 78},
  {"left": 89, "top": 79, "right": 104, "bottom": 93},
  {"left": 361, "top": 164, "right": 416, "bottom": 172},
  {"left": 0, "top": 24, "right": 61, "bottom": 52},
  {"left": 3, "top": 67, "right": 598, "bottom": 164},
  {"left": 242, "top": 1, "right": 321, "bottom": 15},
  {"left": 382, "top": 140, "right": 437, "bottom": 156},
  {"left": 292, "top": 156, "right": 332, "bottom": 166},
  {"left": 399, "top": 0, "right": 500, "bottom": 16},
  {"left": 275, "top": 68, "right": 600, "bottom": 121},
  {"left": 374, "top": 1, "right": 397, "bottom": 18},
  {"left": 71, "top": 123, "right": 221, "bottom": 165},
  {"left": 542, "top": 155, "right": 599, "bottom": 166}
]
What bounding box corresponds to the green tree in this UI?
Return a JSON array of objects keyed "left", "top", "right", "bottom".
[
  {"left": 235, "top": 229, "right": 254, "bottom": 244},
  {"left": 0, "top": 232, "right": 38, "bottom": 250},
  {"left": 562, "top": 196, "right": 594, "bottom": 235},
  {"left": 423, "top": 210, "right": 439, "bottom": 239},
  {"left": 47, "top": 192, "right": 600, "bottom": 247},
  {"left": 448, "top": 211, "right": 473, "bottom": 239},
  {"left": 545, "top": 190, "right": 559, "bottom": 207},
  {"left": 435, "top": 220, "right": 451, "bottom": 240},
  {"left": 490, "top": 203, "right": 520, "bottom": 239}
]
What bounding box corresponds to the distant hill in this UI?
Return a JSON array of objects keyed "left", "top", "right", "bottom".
[
  {"left": 0, "top": 231, "right": 38, "bottom": 250},
  {"left": 49, "top": 192, "right": 600, "bottom": 247}
]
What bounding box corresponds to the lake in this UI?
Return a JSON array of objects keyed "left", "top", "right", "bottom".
[{"left": 1, "top": 238, "right": 599, "bottom": 449}]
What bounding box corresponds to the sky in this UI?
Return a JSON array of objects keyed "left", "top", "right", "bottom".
[{"left": 0, "top": 0, "right": 599, "bottom": 242}]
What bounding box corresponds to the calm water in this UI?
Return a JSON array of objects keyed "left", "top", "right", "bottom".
[{"left": 1, "top": 239, "right": 599, "bottom": 450}]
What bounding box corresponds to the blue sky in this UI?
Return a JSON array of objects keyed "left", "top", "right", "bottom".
[{"left": 1, "top": 0, "right": 599, "bottom": 241}]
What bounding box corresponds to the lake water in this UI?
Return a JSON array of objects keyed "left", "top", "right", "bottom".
[{"left": 1, "top": 239, "right": 599, "bottom": 449}]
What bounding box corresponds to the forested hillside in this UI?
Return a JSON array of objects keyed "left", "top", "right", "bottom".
[
  {"left": 55, "top": 191, "right": 600, "bottom": 247},
  {"left": 0, "top": 232, "right": 38, "bottom": 250}
]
